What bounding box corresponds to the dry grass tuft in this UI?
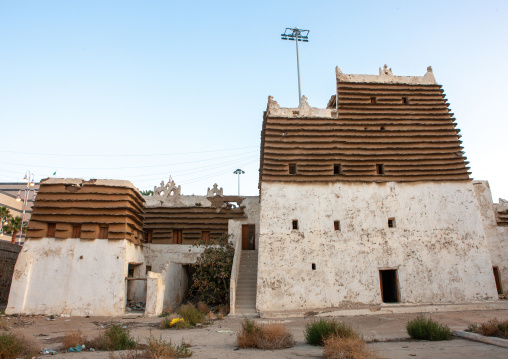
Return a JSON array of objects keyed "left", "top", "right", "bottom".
[
  {"left": 216, "top": 313, "right": 224, "bottom": 320},
  {"left": 197, "top": 302, "right": 210, "bottom": 315},
  {"left": 256, "top": 323, "right": 295, "bottom": 350},
  {"left": 323, "top": 336, "right": 380, "bottom": 359},
  {"left": 62, "top": 329, "right": 87, "bottom": 349},
  {"left": 159, "top": 307, "right": 173, "bottom": 318},
  {"left": 0, "top": 317, "right": 9, "bottom": 331},
  {"left": 0, "top": 330, "right": 41, "bottom": 359},
  {"left": 109, "top": 337, "right": 192, "bottom": 359},
  {"left": 468, "top": 319, "right": 508, "bottom": 339},
  {"left": 237, "top": 319, "right": 295, "bottom": 350}
]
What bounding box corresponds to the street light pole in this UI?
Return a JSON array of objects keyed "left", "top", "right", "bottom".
[
  {"left": 233, "top": 169, "right": 245, "bottom": 196},
  {"left": 16, "top": 170, "right": 36, "bottom": 245},
  {"left": 281, "top": 27, "right": 310, "bottom": 106}
]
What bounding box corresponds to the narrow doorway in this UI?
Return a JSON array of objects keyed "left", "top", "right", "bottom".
[
  {"left": 379, "top": 270, "right": 399, "bottom": 303},
  {"left": 126, "top": 263, "right": 146, "bottom": 313},
  {"left": 493, "top": 267, "right": 503, "bottom": 294},
  {"left": 242, "top": 224, "right": 255, "bottom": 250}
]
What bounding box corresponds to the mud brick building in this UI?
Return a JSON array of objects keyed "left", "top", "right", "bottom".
[{"left": 255, "top": 65, "right": 506, "bottom": 313}]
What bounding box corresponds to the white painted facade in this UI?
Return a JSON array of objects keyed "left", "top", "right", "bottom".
[
  {"left": 256, "top": 181, "right": 499, "bottom": 313},
  {"left": 473, "top": 181, "right": 508, "bottom": 294},
  {"left": 6, "top": 237, "right": 144, "bottom": 316}
]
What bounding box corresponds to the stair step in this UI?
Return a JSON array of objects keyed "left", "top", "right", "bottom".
[
  {"left": 237, "top": 288, "right": 256, "bottom": 293},
  {"left": 237, "top": 298, "right": 256, "bottom": 303},
  {"left": 237, "top": 292, "right": 256, "bottom": 297}
]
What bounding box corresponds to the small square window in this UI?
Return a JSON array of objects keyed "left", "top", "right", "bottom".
[
  {"left": 370, "top": 97, "right": 376, "bottom": 104},
  {"left": 376, "top": 164, "right": 384, "bottom": 175},
  {"left": 333, "top": 164, "right": 341, "bottom": 175},
  {"left": 334, "top": 221, "right": 340, "bottom": 231},
  {"left": 71, "top": 225, "right": 81, "bottom": 238},
  {"left": 201, "top": 231, "right": 210, "bottom": 244},
  {"left": 388, "top": 218, "right": 396, "bottom": 228},
  {"left": 47, "top": 223, "right": 56, "bottom": 237},
  {"left": 292, "top": 220, "right": 298, "bottom": 230},
  {"left": 289, "top": 164, "right": 296, "bottom": 175},
  {"left": 99, "top": 225, "right": 109, "bottom": 239},
  {"left": 146, "top": 265, "right": 152, "bottom": 274}
]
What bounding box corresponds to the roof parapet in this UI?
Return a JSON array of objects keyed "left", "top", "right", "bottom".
[
  {"left": 265, "top": 95, "right": 337, "bottom": 118},
  {"left": 336, "top": 64, "right": 437, "bottom": 85}
]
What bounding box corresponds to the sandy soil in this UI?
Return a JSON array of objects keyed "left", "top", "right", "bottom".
[{"left": 1, "top": 309, "right": 508, "bottom": 358}]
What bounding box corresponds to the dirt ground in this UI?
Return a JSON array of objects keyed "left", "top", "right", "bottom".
[{"left": 1, "top": 309, "right": 508, "bottom": 358}]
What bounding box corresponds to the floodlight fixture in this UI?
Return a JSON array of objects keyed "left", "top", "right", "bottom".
[{"left": 281, "top": 27, "right": 310, "bottom": 106}]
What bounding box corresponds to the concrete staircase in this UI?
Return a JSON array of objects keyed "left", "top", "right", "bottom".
[{"left": 235, "top": 250, "right": 258, "bottom": 315}]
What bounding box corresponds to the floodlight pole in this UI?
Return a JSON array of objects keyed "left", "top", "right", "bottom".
[
  {"left": 233, "top": 169, "right": 245, "bottom": 196},
  {"left": 295, "top": 31, "right": 301, "bottom": 105},
  {"left": 281, "top": 27, "right": 310, "bottom": 106}
]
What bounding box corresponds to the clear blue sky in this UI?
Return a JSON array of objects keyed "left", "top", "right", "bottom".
[{"left": 1, "top": 1, "right": 507, "bottom": 200}]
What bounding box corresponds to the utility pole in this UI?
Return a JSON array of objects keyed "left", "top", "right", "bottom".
[
  {"left": 281, "top": 27, "right": 310, "bottom": 106},
  {"left": 233, "top": 169, "right": 245, "bottom": 196}
]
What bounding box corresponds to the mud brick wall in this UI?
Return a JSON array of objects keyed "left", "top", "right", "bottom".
[{"left": 0, "top": 241, "right": 21, "bottom": 305}]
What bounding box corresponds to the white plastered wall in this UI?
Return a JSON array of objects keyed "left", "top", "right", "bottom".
[
  {"left": 473, "top": 181, "right": 508, "bottom": 293},
  {"left": 257, "top": 181, "right": 498, "bottom": 312},
  {"left": 228, "top": 196, "right": 260, "bottom": 250},
  {"left": 6, "top": 238, "right": 144, "bottom": 316},
  {"left": 144, "top": 244, "right": 204, "bottom": 269}
]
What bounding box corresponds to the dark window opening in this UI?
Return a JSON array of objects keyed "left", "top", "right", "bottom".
[
  {"left": 47, "top": 223, "right": 56, "bottom": 237},
  {"left": 312, "top": 263, "right": 316, "bottom": 270},
  {"left": 334, "top": 221, "right": 340, "bottom": 231},
  {"left": 71, "top": 225, "right": 81, "bottom": 238},
  {"left": 493, "top": 267, "right": 503, "bottom": 294},
  {"left": 376, "top": 164, "right": 384, "bottom": 175},
  {"left": 201, "top": 231, "right": 210, "bottom": 244},
  {"left": 388, "top": 218, "right": 395, "bottom": 228},
  {"left": 370, "top": 97, "right": 376, "bottom": 104},
  {"left": 402, "top": 97, "right": 408, "bottom": 104},
  {"left": 143, "top": 229, "right": 153, "bottom": 243},
  {"left": 146, "top": 265, "right": 152, "bottom": 274},
  {"left": 128, "top": 264, "right": 135, "bottom": 278},
  {"left": 333, "top": 164, "right": 341, "bottom": 175},
  {"left": 380, "top": 270, "right": 399, "bottom": 303},
  {"left": 289, "top": 164, "right": 296, "bottom": 175},
  {"left": 99, "top": 225, "right": 109, "bottom": 239},
  {"left": 380, "top": 126, "right": 385, "bottom": 131},
  {"left": 292, "top": 220, "right": 298, "bottom": 230}
]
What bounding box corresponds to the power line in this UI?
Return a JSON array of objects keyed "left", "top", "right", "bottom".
[
  {"left": 0, "top": 145, "right": 259, "bottom": 157},
  {"left": 0, "top": 150, "right": 258, "bottom": 170}
]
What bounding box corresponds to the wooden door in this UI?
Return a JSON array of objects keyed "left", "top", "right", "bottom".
[
  {"left": 242, "top": 224, "right": 255, "bottom": 250},
  {"left": 173, "top": 230, "right": 182, "bottom": 244}
]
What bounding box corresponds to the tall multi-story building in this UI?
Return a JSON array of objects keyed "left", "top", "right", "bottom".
[{"left": 255, "top": 65, "right": 504, "bottom": 313}]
